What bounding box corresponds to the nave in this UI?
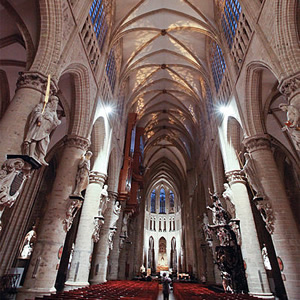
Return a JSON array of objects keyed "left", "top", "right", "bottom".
[{"left": 25, "top": 280, "right": 267, "bottom": 300}]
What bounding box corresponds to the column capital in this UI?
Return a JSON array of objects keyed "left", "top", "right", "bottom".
[
  {"left": 225, "top": 170, "right": 246, "bottom": 185},
  {"left": 278, "top": 71, "right": 300, "bottom": 100},
  {"left": 16, "top": 71, "right": 58, "bottom": 95},
  {"left": 64, "top": 135, "right": 90, "bottom": 151},
  {"left": 89, "top": 171, "right": 107, "bottom": 184},
  {"left": 243, "top": 134, "right": 271, "bottom": 153},
  {"left": 108, "top": 191, "right": 119, "bottom": 201}
]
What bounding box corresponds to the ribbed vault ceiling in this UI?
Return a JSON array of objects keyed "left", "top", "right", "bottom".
[{"left": 114, "top": 0, "right": 219, "bottom": 190}]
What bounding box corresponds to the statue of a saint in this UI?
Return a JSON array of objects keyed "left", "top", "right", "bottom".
[
  {"left": 110, "top": 200, "right": 121, "bottom": 227},
  {"left": 279, "top": 103, "right": 300, "bottom": 128},
  {"left": 72, "top": 151, "right": 93, "bottom": 197},
  {"left": 261, "top": 244, "right": 272, "bottom": 271},
  {"left": 121, "top": 212, "right": 131, "bottom": 238},
  {"left": 241, "top": 152, "right": 264, "bottom": 199},
  {"left": 23, "top": 95, "right": 61, "bottom": 165},
  {"left": 98, "top": 184, "right": 109, "bottom": 218},
  {"left": 20, "top": 226, "right": 37, "bottom": 259},
  {"left": 222, "top": 183, "right": 236, "bottom": 219}
]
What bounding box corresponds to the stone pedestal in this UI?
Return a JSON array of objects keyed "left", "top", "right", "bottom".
[
  {"left": 226, "top": 170, "right": 273, "bottom": 298},
  {"left": 244, "top": 134, "right": 300, "bottom": 300},
  {"left": 64, "top": 171, "right": 106, "bottom": 290},
  {"left": 17, "top": 136, "right": 89, "bottom": 300},
  {"left": 0, "top": 72, "right": 57, "bottom": 165}
]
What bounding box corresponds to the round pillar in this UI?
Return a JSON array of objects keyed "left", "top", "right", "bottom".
[
  {"left": 244, "top": 134, "right": 300, "bottom": 299},
  {"left": 226, "top": 170, "right": 273, "bottom": 298},
  {"left": 64, "top": 171, "right": 106, "bottom": 290},
  {"left": 17, "top": 135, "right": 89, "bottom": 300}
]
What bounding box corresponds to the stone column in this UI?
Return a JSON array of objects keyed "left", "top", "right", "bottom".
[
  {"left": 0, "top": 72, "right": 56, "bottom": 165},
  {"left": 226, "top": 170, "right": 273, "bottom": 298},
  {"left": 90, "top": 192, "right": 119, "bottom": 284},
  {"left": 64, "top": 171, "right": 107, "bottom": 290},
  {"left": 244, "top": 134, "right": 300, "bottom": 300},
  {"left": 107, "top": 201, "right": 125, "bottom": 280},
  {"left": 17, "top": 135, "right": 89, "bottom": 300}
]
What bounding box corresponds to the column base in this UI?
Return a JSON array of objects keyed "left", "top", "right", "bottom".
[
  {"left": 249, "top": 292, "right": 274, "bottom": 299},
  {"left": 64, "top": 280, "right": 89, "bottom": 291},
  {"left": 89, "top": 278, "right": 107, "bottom": 285},
  {"left": 17, "top": 286, "right": 56, "bottom": 300}
]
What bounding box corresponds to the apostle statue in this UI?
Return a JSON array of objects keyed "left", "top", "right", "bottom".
[
  {"left": 72, "top": 151, "right": 93, "bottom": 197},
  {"left": 20, "top": 226, "right": 37, "bottom": 259},
  {"left": 240, "top": 152, "right": 264, "bottom": 199},
  {"left": 23, "top": 95, "right": 61, "bottom": 166},
  {"left": 222, "top": 183, "right": 236, "bottom": 219},
  {"left": 98, "top": 184, "right": 109, "bottom": 218}
]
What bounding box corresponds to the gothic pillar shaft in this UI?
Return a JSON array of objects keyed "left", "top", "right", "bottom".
[
  {"left": 17, "top": 136, "right": 89, "bottom": 300},
  {"left": 226, "top": 170, "right": 272, "bottom": 297},
  {"left": 244, "top": 135, "right": 300, "bottom": 299},
  {"left": 90, "top": 192, "right": 118, "bottom": 284},
  {"left": 64, "top": 171, "right": 106, "bottom": 290},
  {"left": 0, "top": 72, "right": 56, "bottom": 164}
]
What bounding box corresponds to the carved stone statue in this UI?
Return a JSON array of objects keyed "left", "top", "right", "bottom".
[
  {"left": 72, "top": 151, "right": 93, "bottom": 197},
  {"left": 222, "top": 183, "right": 236, "bottom": 219},
  {"left": 121, "top": 212, "right": 132, "bottom": 238},
  {"left": 241, "top": 152, "right": 264, "bottom": 199},
  {"left": 255, "top": 200, "right": 275, "bottom": 234},
  {"left": 0, "top": 158, "right": 32, "bottom": 210},
  {"left": 207, "top": 193, "right": 228, "bottom": 225},
  {"left": 261, "top": 244, "right": 272, "bottom": 271},
  {"left": 279, "top": 103, "right": 300, "bottom": 128},
  {"left": 98, "top": 184, "right": 109, "bottom": 218},
  {"left": 20, "top": 226, "right": 37, "bottom": 259},
  {"left": 63, "top": 199, "right": 83, "bottom": 232},
  {"left": 23, "top": 95, "right": 61, "bottom": 166},
  {"left": 108, "top": 227, "right": 117, "bottom": 250},
  {"left": 92, "top": 216, "right": 104, "bottom": 243},
  {"left": 202, "top": 213, "right": 213, "bottom": 247},
  {"left": 110, "top": 200, "right": 121, "bottom": 228}
]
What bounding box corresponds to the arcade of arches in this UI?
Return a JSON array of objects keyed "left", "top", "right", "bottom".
[{"left": 0, "top": 0, "right": 299, "bottom": 299}]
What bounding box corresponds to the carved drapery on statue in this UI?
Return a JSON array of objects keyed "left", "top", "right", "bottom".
[
  {"left": 240, "top": 150, "right": 275, "bottom": 235},
  {"left": 63, "top": 151, "right": 93, "bottom": 232},
  {"left": 92, "top": 185, "right": 109, "bottom": 243},
  {"left": 23, "top": 95, "right": 61, "bottom": 166},
  {"left": 19, "top": 226, "right": 37, "bottom": 259},
  {"left": 279, "top": 102, "right": 300, "bottom": 151},
  {"left": 204, "top": 190, "right": 247, "bottom": 293},
  {"left": 0, "top": 158, "right": 32, "bottom": 210},
  {"left": 71, "top": 151, "right": 93, "bottom": 198}
]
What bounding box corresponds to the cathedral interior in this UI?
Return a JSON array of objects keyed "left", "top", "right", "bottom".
[{"left": 0, "top": 0, "right": 299, "bottom": 299}]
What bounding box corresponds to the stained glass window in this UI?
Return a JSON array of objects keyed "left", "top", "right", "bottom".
[
  {"left": 151, "top": 190, "right": 156, "bottom": 213},
  {"left": 160, "top": 188, "right": 166, "bottom": 213},
  {"left": 220, "top": 0, "right": 242, "bottom": 49},
  {"left": 89, "top": 0, "right": 108, "bottom": 51},
  {"left": 106, "top": 49, "right": 117, "bottom": 92},
  {"left": 169, "top": 191, "right": 174, "bottom": 211},
  {"left": 210, "top": 43, "right": 226, "bottom": 92}
]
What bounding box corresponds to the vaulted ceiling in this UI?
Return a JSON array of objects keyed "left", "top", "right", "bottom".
[{"left": 113, "top": 0, "right": 219, "bottom": 192}]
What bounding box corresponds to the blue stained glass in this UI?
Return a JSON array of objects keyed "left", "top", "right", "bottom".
[
  {"left": 160, "top": 188, "right": 166, "bottom": 213},
  {"left": 234, "top": 0, "right": 242, "bottom": 13},
  {"left": 151, "top": 190, "right": 156, "bottom": 213}
]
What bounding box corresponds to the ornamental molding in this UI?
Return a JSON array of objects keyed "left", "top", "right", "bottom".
[
  {"left": 225, "top": 170, "right": 246, "bottom": 185},
  {"left": 243, "top": 134, "right": 271, "bottom": 153},
  {"left": 64, "top": 135, "right": 90, "bottom": 151},
  {"left": 278, "top": 72, "right": 300, "bottom": 99},
  {"left": 17, "top": 72, "right": 57, "bottom": 94},
  {"left": 89, "top": 171, "right": 107, "bottom": 184}
]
